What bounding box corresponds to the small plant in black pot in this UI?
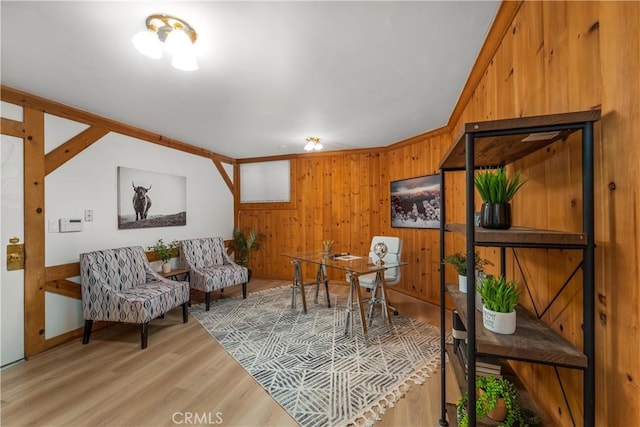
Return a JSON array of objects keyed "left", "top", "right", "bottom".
[{"left": 474, "top": 167, "right": 527, "bottom": 229}]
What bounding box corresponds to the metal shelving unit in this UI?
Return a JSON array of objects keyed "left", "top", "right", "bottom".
[{"left": 437, "top": 109, "right": 601, "bottom": 427}]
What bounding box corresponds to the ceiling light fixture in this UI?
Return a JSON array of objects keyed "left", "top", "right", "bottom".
[
  {"left": 304, "top": 137, "right": 323, "bottom": 151},
  {"left": 132, "top": 14, "right": 199, "bottom": 71}
]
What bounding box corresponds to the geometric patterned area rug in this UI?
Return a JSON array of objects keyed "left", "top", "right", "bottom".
[{"left": 191, "top": 285, "right": 442, "bottom": 427}]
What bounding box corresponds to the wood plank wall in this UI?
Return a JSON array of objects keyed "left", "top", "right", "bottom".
[
  {"left": 445, "top": 1, "right": 639, "bottom": 426},
  {"left": 237, "top": 127, "right": 455, "bottom": 304},
  {"left": 240, "top": 1, "right": 639, "bottom": 426}
]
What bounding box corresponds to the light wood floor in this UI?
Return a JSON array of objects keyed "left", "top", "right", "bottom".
[{"left": 1, "top": 279, "right": 459, "bottom": 427}]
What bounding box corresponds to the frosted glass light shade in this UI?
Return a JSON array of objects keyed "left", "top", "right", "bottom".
[
  {"left": 304, "top": 138, "right": 323, "bottom": 151},
  {"left": 304, "top": 142, "right": 323, "bottom": 151},
  {"left": 165, "top": 28, "right": 192, "bottom": 55},
  {"left": 131, "top": 30, "right": 162, "bottom": 59},
  {"left": 172, "top": 52, "right": 199, "bottom": 71}
]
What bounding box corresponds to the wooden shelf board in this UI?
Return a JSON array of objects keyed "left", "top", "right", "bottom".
[
  {"left": 446, "top": 402, "right": 459, "bottom": 427},
  {"left": 445, "top": 223, "right": 587, "bottom": 247},
  {"left": 445, "top": 344, "right": 550, "bottom": 426},
  {"left": 439, "top": 109, "right": 601, "bottom": 169},
  {"left": 446, "top": 285, "right": 587, "bottom": 368}
]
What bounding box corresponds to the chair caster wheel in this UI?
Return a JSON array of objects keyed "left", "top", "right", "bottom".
[{"left": 393, "top": 310, "right": 399, "bottom": 315}]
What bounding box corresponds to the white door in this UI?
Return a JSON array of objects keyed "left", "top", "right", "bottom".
[{"left": 1, "top": 134, "right": 25, "bottom": 367}]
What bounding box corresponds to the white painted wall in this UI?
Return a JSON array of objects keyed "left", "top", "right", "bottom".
[
  {"left": 1, "top": 100, "right": 25, "bottom": 366},
  {"left": 1, "top": 135, "right": 25, "bottom": 366},
  {"left": 44, "top": 123, "right": 234, "bottom": 338}
]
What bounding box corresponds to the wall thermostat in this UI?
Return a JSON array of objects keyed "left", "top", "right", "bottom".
[{"left": 59, "top": 218, "right": 83, "bottom": 232}]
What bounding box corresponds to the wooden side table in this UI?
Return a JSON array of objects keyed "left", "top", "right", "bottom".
[
  {"left": 160, "top": 268, "right": 190, "bottom": 282},
  {"left": 160, "top": 268, "right": 192, "bottom": 305}
]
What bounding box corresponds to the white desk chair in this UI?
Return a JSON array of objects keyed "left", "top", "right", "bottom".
[{"left": 358, "top": 236, "right": 402, "bottom": 326}]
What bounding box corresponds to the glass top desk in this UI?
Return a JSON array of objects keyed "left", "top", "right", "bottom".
[{"left": 281, "top": 251, "right": 407, "bottom": 341}]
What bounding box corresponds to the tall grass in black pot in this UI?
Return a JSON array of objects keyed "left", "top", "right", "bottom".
[{"left": 474, "top": 167, "right": 527, "bottom": 229}]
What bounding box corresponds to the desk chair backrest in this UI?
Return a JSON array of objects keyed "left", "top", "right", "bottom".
[{"left": 368, "top": 236, "right": 402, "bottom": 284}]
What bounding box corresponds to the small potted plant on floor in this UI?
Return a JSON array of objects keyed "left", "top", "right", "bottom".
[
  {"left": 148, "top": 238, "right": 179, "bottom": 274},
  {"left": 443, "top": 251, "right": 493, "bottom": 293},
  {"left": 456, "top": 375, "right": 541, "bottom": 427},
  {"left": 228, "top": 227, "right": 265, "bottom": 280},
  {"left": 474, "top": 167, "right": 527, "bottom": 229},
  {"left": 477, "top": 275, "right": 520, "bottom": 334}
]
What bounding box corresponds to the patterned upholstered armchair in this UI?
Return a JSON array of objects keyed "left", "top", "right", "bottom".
[
  {"left": 179, "top": 237, "right": 249, "bottom": 311},
  {"left": 80, "top": 246, "right": 189, "bottom": 349}
]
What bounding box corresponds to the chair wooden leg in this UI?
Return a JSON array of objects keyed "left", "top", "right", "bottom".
[
  {"left": 182, "top": 302, "right": 188, "bottom": 323},
  {"left": 242, "top": 283, "right": 247, "bottom": 299},
  {"left": 141, "top": 322, "right": 149, "bottom": 349},
  {"left": 82, "top": 320, "right": 93, "bottom": 344},
  {"left": 205, "top": 292, "right": 211, "bottom": 311}
]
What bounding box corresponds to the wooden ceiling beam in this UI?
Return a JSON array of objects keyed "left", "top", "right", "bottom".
[{"left": 1, "top": 84, "right": 235, "bottom": 164}]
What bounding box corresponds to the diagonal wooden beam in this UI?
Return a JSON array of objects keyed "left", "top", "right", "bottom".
[
  {"left": 212, "top": 158, "right": 234, "bottom": 194},
  {"left": 1, "top": 117, "right": 25, "bottom": 138},
  {"left": 45, "top": 126, "right": 110, "bottom": 175}
]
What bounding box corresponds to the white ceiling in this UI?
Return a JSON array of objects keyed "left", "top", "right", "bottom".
[{"left": 1, "top": 1, "right": 499, "bottom": 159}]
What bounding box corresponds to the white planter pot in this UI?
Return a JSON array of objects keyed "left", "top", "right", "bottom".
[
  {"left": 458, "top": 274, "right": 467, "bottom": 293},
  {"left": 482, "top": 306, "right": 516, "bottom": 334},
  {"left": 162, "top": 262, "right": 171, "bottom": 274}
]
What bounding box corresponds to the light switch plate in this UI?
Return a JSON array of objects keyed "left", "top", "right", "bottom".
[
  {"left": 84, "top": 209, "right": 93, "bottom": 222},
  {"left": 48, "top": 220, "right": 59, "bottom": 233}
]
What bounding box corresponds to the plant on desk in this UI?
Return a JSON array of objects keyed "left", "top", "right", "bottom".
[
  {"left": 457, "top": 375, "right": 539, "bottom": 427},
  {"left": 321, "top": 239, "right": 334, "bottom": 253},
  {"left": 148, "top": 239, "right": 179, "bottom": 274}
]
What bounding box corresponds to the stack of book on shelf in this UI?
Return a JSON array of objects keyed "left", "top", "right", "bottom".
[
  {"left": 453, "top": 309, "right": 502, "bottom": 379},
  {"left": 457, "top": 340, "right": 502, "bottom": 379}
]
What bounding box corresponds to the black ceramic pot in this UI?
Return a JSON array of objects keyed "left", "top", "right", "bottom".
[{"left": 480, "top": 202, "right": 512, "bottom": 229}]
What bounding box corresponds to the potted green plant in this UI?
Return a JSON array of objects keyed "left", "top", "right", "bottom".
[
  {"left": 474, "top": 167, "right": 527, "bottom": 229},
  {"left": 456, "top": 375, "right": 540, "bottom": 427},
  {"left": 227, "top": 227, "right": 265, "bottom": 279},
  {"left": 477, "top": 275, "right": 520, "bottom": 334},
  {"left": 148, "top": 238, "right": 179, "bottom": 274},
  {"left": 443, "top": 251, "right": 493, "bottom": 293}
]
